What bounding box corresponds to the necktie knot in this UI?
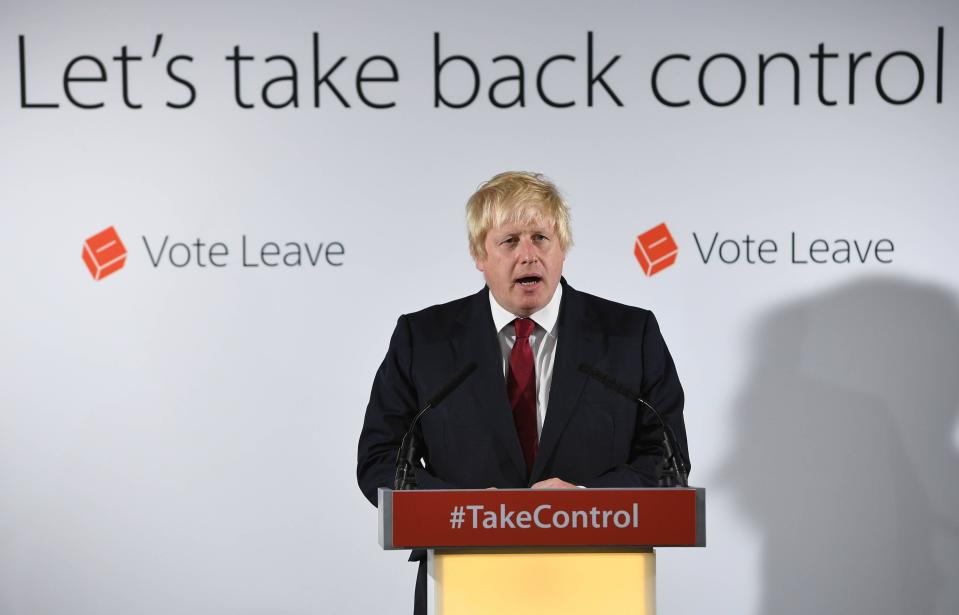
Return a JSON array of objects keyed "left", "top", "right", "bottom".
[{"left": 513, "top": 318, "right": 535, "bottom": 339}]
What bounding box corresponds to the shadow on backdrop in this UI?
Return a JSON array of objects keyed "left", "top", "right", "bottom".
[{"left": 718, "top": 277, "right": 959, "bottom": 615}]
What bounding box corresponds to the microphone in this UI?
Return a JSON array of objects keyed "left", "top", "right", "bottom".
[
  {"left": 578, "top": 363, "right": 688, "bottom": 488},
  {"left": 393, "top": 362, "right": 478, "bottom": 490}
]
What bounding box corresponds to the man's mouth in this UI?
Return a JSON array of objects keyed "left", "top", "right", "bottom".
[{"left": 515, "top": 276, "right": 542, "bottom": 287}]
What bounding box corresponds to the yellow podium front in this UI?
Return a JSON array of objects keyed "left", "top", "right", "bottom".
[{"left": 429, "top": 548, "right": 656, "bottom": 615}]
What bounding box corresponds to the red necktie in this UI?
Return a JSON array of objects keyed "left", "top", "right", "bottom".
[{"left": 507, "top": 318, "right": 538, "bottom": 475}]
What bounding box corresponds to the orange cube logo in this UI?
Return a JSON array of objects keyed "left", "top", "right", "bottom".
[
  {"left": 82, "top": 226, "right": 127, "bottom": 280},
  {"left": 634, "top": 223, "right": 678, "bottom": 276}
]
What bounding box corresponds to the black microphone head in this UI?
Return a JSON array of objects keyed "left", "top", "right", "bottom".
[
  {"left": 580, "top": 363, "right": 640, "bottom": 401},
  {"left": 423, "top": 362, "right": 478, "bottom": 413}
]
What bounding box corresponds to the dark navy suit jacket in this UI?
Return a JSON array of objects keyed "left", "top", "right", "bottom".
[{"left": 357, "top": 278, "right": 690, "bottom": 502}]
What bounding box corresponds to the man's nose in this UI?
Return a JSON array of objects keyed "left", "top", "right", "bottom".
[{"left": 519, "top": 238, "right": 538, "bottom": 263}]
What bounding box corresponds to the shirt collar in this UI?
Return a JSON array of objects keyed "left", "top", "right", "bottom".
[{"left": 488, "top": 283, "right": 563, "bottom": 336}]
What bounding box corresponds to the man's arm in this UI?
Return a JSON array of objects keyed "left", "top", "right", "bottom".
[
  {"left": 581, "top": 311, "right": 689, "bottom": 488},
  {"left": 356, "top": 315, "right": 459, "bottom": 506}
]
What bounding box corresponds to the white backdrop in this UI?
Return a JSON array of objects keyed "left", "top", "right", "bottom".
[{"left": 2, "top": 1, "right": 958, "bottom": 613}]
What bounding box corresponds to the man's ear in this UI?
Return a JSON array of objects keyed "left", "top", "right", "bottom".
[{"left": 474, "top": 256, "right": 486, "bottom": 273}]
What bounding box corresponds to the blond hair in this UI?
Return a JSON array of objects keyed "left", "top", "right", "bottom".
[{"left": 466, "top": 171, "right": 573, "bottom": 260}]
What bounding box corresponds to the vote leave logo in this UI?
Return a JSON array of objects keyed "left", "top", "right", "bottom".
[
  {"left": 634, "top": 223, "right": 678, "bottom": 276},
  {"left": 82, "top": 226, "right": 127, "bottom": 280}
]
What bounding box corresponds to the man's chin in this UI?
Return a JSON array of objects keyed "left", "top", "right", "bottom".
[{"left": 511, "top": 292, "right": 548, "bottom": 315}]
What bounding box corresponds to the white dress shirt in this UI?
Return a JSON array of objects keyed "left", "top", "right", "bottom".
[{"left": 488, "top": 284, "right": 562, "bottom": 436}]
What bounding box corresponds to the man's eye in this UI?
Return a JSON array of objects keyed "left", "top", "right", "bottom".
[{"left": 534, "top": 234, "right": 548, "bottom": 241}]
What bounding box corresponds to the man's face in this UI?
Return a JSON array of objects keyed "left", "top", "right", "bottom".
[{"left": 475, "top": 217, "right": 565, "bottom": 317}]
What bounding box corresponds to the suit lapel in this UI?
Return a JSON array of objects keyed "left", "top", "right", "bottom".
[
  {"left": 530, "top": 281, "right": 603, "bottom": 484},
  {"left": 450, "top": 287, "right": 528, "bottom": 482}
]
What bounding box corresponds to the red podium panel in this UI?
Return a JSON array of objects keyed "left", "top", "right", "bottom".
[{"left": 378, "top": 487, "right": 705, "bottom": 549}]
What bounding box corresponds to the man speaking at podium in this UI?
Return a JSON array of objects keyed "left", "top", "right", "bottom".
[{"left": 356, "top": 171, "right": 690, "bottom": 614}]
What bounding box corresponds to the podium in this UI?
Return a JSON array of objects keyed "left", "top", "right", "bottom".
[{"left": 378, "top": 487, "right": 705, "bottom": 615}]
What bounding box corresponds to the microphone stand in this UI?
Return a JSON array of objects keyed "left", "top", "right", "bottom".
[
  {"left": 394, "top": 363, "right": 477, "bottom": 490},
  {"left": 580, "top": 364, "right": 688, "bottom": 488}
]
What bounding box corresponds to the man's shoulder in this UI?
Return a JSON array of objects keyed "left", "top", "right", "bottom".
[
  {"left": 573, "top": 285, "right": 652, "bottom": 316},
  {"left": 398, "top": 288, "right": 484, "bottom": 340},
  {"left": 566, "top": 283, "right": 655, "bottom": 335}
]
